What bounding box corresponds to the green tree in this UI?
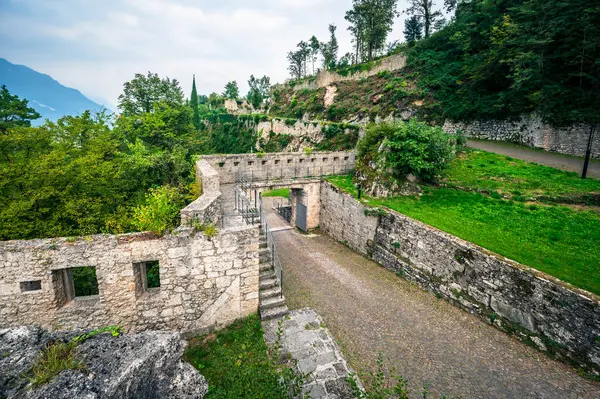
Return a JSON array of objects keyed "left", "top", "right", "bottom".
[
  {"left": 309, "top": 36, "right": 321, "bottom": 74},
  {"left": 406, "top": 0, "right": 443, "bottom": 38},
  {"left": 321, "top": 24, "right": 339, "bottom": 69},
  {"left": 0, "top": 85, "right": 40, "bottom": 133},
  {"left": 345, "top": 0, "right": 399, "bottom": 62},
  {"left": 118, "top": 72, "right": 184, "bottom": 116},
  {"left": 247, "top": 75, "right": 271, "bottom": 109},
  {"left": 223, "top": 81, "right": 240, "bottom": 99},
  {"left": 287, "top": 50, "right": 305, "bottom": 79},
  {"left": 190, "top": 75, "right": 201, "bottom": 130},
  {"left": 404, "top": 16, "right": 423, "bottom": 44}
]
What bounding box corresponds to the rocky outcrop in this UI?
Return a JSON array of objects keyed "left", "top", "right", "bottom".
[{"left": 0, "top": 326, "right": 207, "bottom": 399}]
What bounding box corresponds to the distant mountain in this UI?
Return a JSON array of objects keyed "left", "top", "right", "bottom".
[{"left": 0, "top": 58, "right": 106, "bottom": 124}]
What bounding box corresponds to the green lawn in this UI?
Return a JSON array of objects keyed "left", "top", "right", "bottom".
[
  {"left": 445, "top": 150, "right": 600, "bottom": 198},
  {"left": 262, "top": 188, "right": 291, "bottom": 198},
  {"left": 184, "top": 314, "right": 302, "bottom": 399},
  {"left": 327, "top": 161, "right": 600, "bottom": 295}
]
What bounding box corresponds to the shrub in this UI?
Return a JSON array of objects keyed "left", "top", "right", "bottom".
[
  {"left": 358, "top": 120, "right": 455, "bottom": 182},
  {"left": 133, "top": 186, "right": 186, "bottom": 235}
]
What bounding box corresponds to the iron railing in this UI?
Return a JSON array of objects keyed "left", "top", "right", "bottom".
[{"left": 260, "top": 197, "right": 283, "bottom": 298}]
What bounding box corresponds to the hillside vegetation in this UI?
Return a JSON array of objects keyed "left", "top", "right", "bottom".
[{"left": 271, "top": 0, "right": 599, "bottom": 127}]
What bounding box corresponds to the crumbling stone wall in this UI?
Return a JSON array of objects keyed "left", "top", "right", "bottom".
[
  {"left": 290, "top": 53, "right": 407, "bottom": 91},
  {"left": 319, "top": 181, "right": 600, "bottom": 373},
  {"left": 181, "top": 159, "right": 222, "bottom": 225},
  {"left": 202, "top": 151, "right": 356, "bottom": 184},
  {"left": 444, "top": 115, "right": 599, "bottom": 158},
  {"left": 0, "top": 225, "right": 260, "bottom": 334}
]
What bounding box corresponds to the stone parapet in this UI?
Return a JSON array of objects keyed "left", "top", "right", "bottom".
[{"left": 319, "top": 181, "right": 600, "bottom": 374}]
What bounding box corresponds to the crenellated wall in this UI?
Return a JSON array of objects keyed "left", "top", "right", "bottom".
[
  {"left": 319, "top": 181, "right": 600, "bottom": 373},
  {"left": 201, "top": 151, "right": 356, "bottom": 184}
]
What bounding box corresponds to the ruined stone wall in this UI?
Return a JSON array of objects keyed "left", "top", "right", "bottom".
[
  {"left": 0, "top": 226, "right": 260, "bottom": 334},
  {"left": 443, "top": 115, "right": 599, "bottom": 158},
  {"left": 202, "top": 151, "right": 356, "bottom": 185},
  {"left": 181, "top": 159, "right": 222, "bottom": 225},
  {"left": 319, "top": 181, "right": 600, "bottom": 373},
  {"left": 255, "top": 119, "right": 362, "bottom": 152},
  {"left": 290, "top": 53, "right": 407, "bottom": 91}
]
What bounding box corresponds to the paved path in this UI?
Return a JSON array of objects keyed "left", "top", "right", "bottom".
[
  {"left": 467, "top": 140, "right": 600, "bottom": 179},
  {"left": 264, "top": 203, "right": 600, "bottom": 399}
]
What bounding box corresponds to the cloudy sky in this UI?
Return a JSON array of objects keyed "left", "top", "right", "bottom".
[{"left": 0, "top": 0, "right": 410, "bottom": 108}]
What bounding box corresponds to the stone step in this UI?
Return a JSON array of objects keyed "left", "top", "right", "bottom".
[
  {"left": 260, "top": 263, "right": 274, "bottom": 273},
  {"left": 260, "top": 286, "right": 282, "bottom": 300},
  {"left": 259, "top": 277, "right": 278, "bottom": 290},
  {"left": 260, "top": 296, "right": 286, "bottom": 310},
  {"left": 259, "top": 254, "right": 271, "bottom": 263},
  {"left": 260, "top": 305, "right": 289, "bottom": 321},
  {"left": 260, "top": 271, "right": 275, "bottom": 281}
]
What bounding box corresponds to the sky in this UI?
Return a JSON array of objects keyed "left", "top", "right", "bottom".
[{"left": 0, "top": 0, "right": 411, "bottom": 109}]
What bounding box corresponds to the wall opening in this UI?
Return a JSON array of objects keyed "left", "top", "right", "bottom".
[
  {"left": 134, "top": 261, "right": 161, "bottom": 296},
  {"left": 72, "top": 267, "right": 99, "bottom": 297},
  {"left": 20, "top": 280, "right": 41, "bottom": 292}
]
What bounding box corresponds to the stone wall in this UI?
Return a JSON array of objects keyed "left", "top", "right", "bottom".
[
  {"left": 319, "top": 181, "right": 600, "bottom": 373},
  {"left": 319, "top": 182, "right": 378, "bottom": 256},
  {"left": 0, "top": 225, "right": 260, "bottom": 334},
  {"left": 201, "top": 151, "right": 356, "bottom": 185},
  {"left": 181, "top": 159, "right": 222, "bottom": 225},
  {"left": 290, "top": 53, "right": 407, "bottom": 91},
  {"left": 444, "top": 115, "right": 599, "bottom": 158},
  {"left": 255, "top": 118, "right": 362, "bottom": 152}
]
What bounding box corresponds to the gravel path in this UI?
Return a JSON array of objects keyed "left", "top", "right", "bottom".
[
  {"left": 265, "top": 204, "right": 600, "bottom": 399},
  {"left": 467, "top": 140, "right": 600, "bottom": 179}
]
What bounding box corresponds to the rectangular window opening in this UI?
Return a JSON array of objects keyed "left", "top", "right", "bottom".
[
  {"left": 134, "top": 261, "right": 161, "bottom": 296},
  {"left": 287, "top": 159, "right": 293, "bottom": 164},
  {"left": 323, "top": 158, "right": 328, "bottom": 162},
  {"left": 20, "top": 280, "right": 42, "bottom": 292},
  {"left": 334, "top": 157, "right": 339, "bottom": 161},
  {"left": 262, "top": 160, "right": 267, "bottom": 165},
  {"left": 234, "top": 161, "right": 240, "bottom": 166},
  {"left": 344, "top": 156, "right": 349, "bottom": 161},
  {"left": 72, "top": 266, "right": 99, "bottom": 298},
  {"left": 248, "top": 161, "right": 254, "bottom": 166},
  {"left": 274, "top": 159, "right": 280, "bottom": 165}
]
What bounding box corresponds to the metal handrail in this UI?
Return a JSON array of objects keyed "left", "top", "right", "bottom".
[{"left": 260, "top": 196, "right": 283, "bottom": 298}]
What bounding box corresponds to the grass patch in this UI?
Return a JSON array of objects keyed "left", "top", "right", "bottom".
[
  {"left": 262, "top": 188, "right": 291, "bottom": 198},
  {"left": 184, "top": 314, "right": 302, "bottom": 399},
  {"left": 29, "top": 341, "right": 83, "bottom": 387},
  {"left": 446, "top": 150, "right": 600, "bottom": 198},
  {"left": 327, "top": 174, "right": 600, "bottom": 295}
]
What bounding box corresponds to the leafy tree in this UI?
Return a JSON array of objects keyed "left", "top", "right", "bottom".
[
  {"left": 345, "top": 0, "right": 399, "bottom": 62},
  {"left": 132, "top": 185, "right": 186, "bottom": 235},
  {"left": 223, "top": 81, "right": 240, "bottom": 99},
  {"left": 247, "top": 75, "right": 271, "bottom": 109},
  {"left": 207, "top": 92, "right": 224, "bottom": 109},
  {"left": 405, "top": 0, "right": 443, "bottom": 38},
  {"left": 408, "top": 0, "right": 600, "bottom": 126},
  {"left": 321, "top": 24, "right": 339, "bottom": 69},
  {"left": 118, "top": 72, "right": 184, "bottom": 116},
  {"left": 404, "top": 16, "right": 423, "bottom": 44},
  {"left": 297, "top": 41, "right": 311, "bottom": 76},
  {"left": 287, "top": 50, "right": 304, "bottom": 79},
  {"left": 0, "top": 85, "right": 40, "bottom": 133},
  {"left": 190, "top": 75, "right": 201, "bottom": 130},
  {"left": 309, "top": 36, "right": 321, "bottom": 74}
]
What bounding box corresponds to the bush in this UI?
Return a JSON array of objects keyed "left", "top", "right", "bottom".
[
  {"left": 133, "top": 186, "right": 186, "bottom": 235},
  {"left": 358, "top": 120, "right": 455, "bottom": 182}
]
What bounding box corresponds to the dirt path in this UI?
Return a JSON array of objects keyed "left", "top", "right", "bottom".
[
  {"left": 265, "top": 204, "right": 600, "bottom": 398},
  {"left": 467, "top": 140, "right": 600, "bottom": 179}
]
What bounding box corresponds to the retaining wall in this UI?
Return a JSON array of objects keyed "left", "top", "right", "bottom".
[
  {"left": 444, "top": 115, "right": 599, "bottom": 159},
  {"left": 319, "top": 181, "right": 600, "bottom": 373},
  {"left": 181, "top": 159, "right": 222, "bottom": 225},
  {"left": 0, "top": 225, "right": 260, "bottom": 334}
]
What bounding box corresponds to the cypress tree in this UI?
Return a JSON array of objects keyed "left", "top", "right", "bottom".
[{"left": 190, "top": 75, "right": 200, "bottom": 130}]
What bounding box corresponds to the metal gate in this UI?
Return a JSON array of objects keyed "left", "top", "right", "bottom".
[{"left": 296, "top": 202, "right": 308, "bottom": 232}]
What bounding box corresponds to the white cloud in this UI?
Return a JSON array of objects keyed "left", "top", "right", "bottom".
[{"left": 0, "top": 0, "right": 415, "bottom": 105}]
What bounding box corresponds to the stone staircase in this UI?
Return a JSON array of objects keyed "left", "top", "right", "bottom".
[{"left": 258, "top": 231, "right": 289, "bottom": 320}]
